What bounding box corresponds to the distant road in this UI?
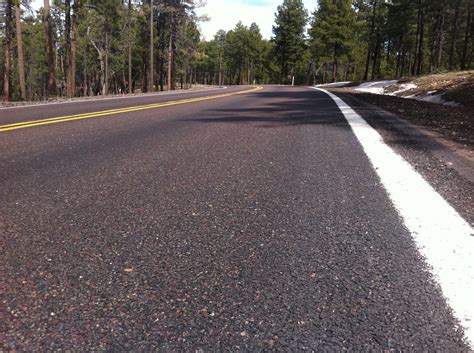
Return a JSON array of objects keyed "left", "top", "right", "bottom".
[{"left": 1, "top": 86, "right": 471, "bottom": 350}]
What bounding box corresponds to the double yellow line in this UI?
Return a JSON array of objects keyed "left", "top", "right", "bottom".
[{"left": 0, "top": 86, "right": 263, "bottom": 132}]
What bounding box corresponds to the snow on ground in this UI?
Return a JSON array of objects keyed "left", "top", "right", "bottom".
[
  {"left": 314, "top": 79, "right": 463, "bottom": 107},
  {"left": 316, "top": 81, "right": 351, "bottom": 88},
  {"left": 350, "top": 80, "right": 461, "bottom": 107},
  {"left": 408, "top": 93, "right": 462, "bottom": 107},
  {"left": 354, "top": 80, "right": 399, "bottom": 94},
  {"left": 389, "top": 83, "right": 418, "bottom": 95}
]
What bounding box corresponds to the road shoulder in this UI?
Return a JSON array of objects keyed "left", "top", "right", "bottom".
[
  {"left": 326, "top": 91, "right": 473, "bottom": 226},
  {"left": 314, "top": 87, "right": 473, "bottom": 347}
]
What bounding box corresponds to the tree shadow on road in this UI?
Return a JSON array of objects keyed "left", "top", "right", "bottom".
[
  {"left": 186, "top": 88, "right": 451, "bottom": 154},
  {"left": 185, "top": 89, "right": 353, "bottom": 130}
]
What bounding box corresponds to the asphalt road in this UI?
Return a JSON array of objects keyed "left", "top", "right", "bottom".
[{"left": 0, "top": 86, "right": 469, "bottom": 350}]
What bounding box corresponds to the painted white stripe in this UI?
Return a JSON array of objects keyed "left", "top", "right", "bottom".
[{"left": 312, "top": 87, "right": 474, "bottom": 347}]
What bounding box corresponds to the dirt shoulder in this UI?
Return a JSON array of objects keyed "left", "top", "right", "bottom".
[{"left": 328, "top": 87, "right": 473, "bottom": 149}]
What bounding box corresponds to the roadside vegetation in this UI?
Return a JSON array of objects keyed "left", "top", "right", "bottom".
[{"left": 0, "top": 0, "right": 472, "bottom": 102}]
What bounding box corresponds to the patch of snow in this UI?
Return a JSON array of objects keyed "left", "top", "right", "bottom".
[
  {"left": 413, "top": 93, "right": 462, "bottom": 107},
  {"left": 316, "top": 81, "right": 351, "bottom": 88},
  {"left": 354, "top": 80, "right": 399, "bottom": 94},
  {"left": 388, "top": 83, "right": 418, "bottom": 96},
  {"left": 315, "top": 79, "right": 463, "bottom": 107},
  {"left": 350, "top": 80, "right": 462, "bottom": 107}
]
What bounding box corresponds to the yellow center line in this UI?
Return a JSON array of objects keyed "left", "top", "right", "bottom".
[{"left": 0, "top": 86, "right": 263, "bottom": 132}]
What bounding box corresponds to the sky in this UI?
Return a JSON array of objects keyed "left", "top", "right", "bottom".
[
  {"left": 30, "top": 0, "right": 316, "bottom": 40},
  {"left": 195, "top": 0, "right": 316, "bottom": 40}
]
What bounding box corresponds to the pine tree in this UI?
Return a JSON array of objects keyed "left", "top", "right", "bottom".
[
  {"left": 15, "top": 0, "right": 26, "bottom": 100},
  {"left": 1, "top": 0, "right": 472, "bottom": 102},
  {"left": 309, "top": 0, "right": 357, "bottom": 82},
  {"left": 43, "top": 0, "right": 56, "bottom": 95},
  {"left": 272, "top": 0, "right": 308, "bottom": 84},
  {"left": 461, "top": 0, "right": 473, "bottom": 70},
  {"left": 149, "top": 0, "right": 154, "bottom": 92},
  {"left": 127, "top": 0, "right": 132, "bottom": 93},
  {"left": 2, "top": 0, "right": 12, "bottom": 101}
]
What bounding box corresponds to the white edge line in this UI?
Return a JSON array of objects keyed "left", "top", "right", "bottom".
[
  {"left": 0, "top": 86, "right": 228, "bottom": 111},
  {"left": 311, "top": 87, "right": 474, "bottom": 348}
]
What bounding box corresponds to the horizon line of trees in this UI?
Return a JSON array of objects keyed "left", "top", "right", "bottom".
[{"left": 0, "top": 0, "right": 473, "bottom": 102}]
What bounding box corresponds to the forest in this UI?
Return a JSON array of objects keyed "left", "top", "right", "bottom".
[{"left": 0, "top": 0, "right": 473, "bottom": 102}]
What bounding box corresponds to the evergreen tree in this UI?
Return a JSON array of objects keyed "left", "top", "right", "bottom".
[
  {"left": 272, "top": 0, "right": 308, "bottom": 84},
  {"left": 43, "top": 0, "right": 56, "bottom": 95},
  {"left": 309, "top": 0, "right": 357, "bottom": 82},
  {"left": 2, "top": 0, "right": 13, "bottom": 101}
]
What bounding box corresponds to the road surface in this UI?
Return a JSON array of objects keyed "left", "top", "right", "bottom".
[{"left": 1, "top": 86, "right": 471, "bottom": 350}]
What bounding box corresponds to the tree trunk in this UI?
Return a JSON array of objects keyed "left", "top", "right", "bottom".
[
  {"left": 247, "top": 60, "right": 251, "bottom": 85},
  {"left": 167, "top": 11, "right": 175, "bottom": 91},
  {"left": 105, "top": 32, "right": 109, "bottom": 95},
  {"left": 142, "top": 62, "right": 147, "bottom": 93},
  {"left": 364, "top": 0, "right": 377, "bottom": 81},
  {"left": 429, "top": 15, "right": 437, "bottom": 72},
  {"left": 2, "top": 0, "right": 12, "bottom": 101},
  {"left": 344, "top": 63, "right": 350, "bottom": 81},
  {"left": 218, "top": 53, "right": 223, "bottom": 86},
  {"left": 396, "top": 34, "right": 404, "bottom": 77},
  {"left": 183, "top": 63, "right": 187, "bottom": 89},
  {"left": 84, "top": 74, "right": 88, "bottom": 97},
  {"left": 88, "top": 30, "right": 105, "bottom": 96},
  {"left": 67, "top": 2, "right": 78, "bottom": 98},
  {"left": 65, "top": 0, "right": 71, "bottom": 96},
  {"left": 43, "top": 0, "right": 56, "bottom": 95},
  {"left": 386, "top": 39, "right": 392, "bottom": 62},
  {"left": 416, "top": 1, "right": 425, "bottom": 75},
  {"left": 448, "top": 0, "right": 461, "bottom": 70},
  {"left": 371, "top": 31, "right": 381, "bottom": 79},
  {"left": 436, "top": 7, "right": 445, "bottom": 69},
  {"left": 59, "top": 51, "right": 64, "bottom": 91},
  {"left": 82, "top": 38, "right": 88, "bottom": 96},
  {"left": 128, "top": 0, "right": 133, "bottom": 93},
  {"left": 461, "top": 1, "right": 473, "bottom": 70},
  {"left": 408, "top": 52, "right": 413, "bottom": 76},
  {"left": 159, "top": 58, "right": 164, "bottom": 91},
  {"left": 363, "top": 47, "right": 372, "bottom": 81},
  {"left": 401, "top": 51, "right": 406, "bottom": 77},
  {"left": 65, "top": 0, "right": 77, "bottom": 98},
  {"left": 412, "top": 4, "right": 421, "bottom": 75},
  {"left": 149, "top": 0, "right": 154, "bottom": 92},
  {"left": 14, "top": 1, "right": 26, "bottom": 100}
]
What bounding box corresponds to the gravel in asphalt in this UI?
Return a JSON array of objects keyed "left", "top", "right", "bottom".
[{"left": 0, "top": 86, "right": 469, "bottom": 350}]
